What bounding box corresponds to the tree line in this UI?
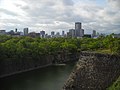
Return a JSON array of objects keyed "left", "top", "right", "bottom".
[{"left": 0, "top": 35, "right": 120, "bottom": 60}]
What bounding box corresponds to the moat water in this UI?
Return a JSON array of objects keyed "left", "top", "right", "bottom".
[{"left": 0, "top": 61, "right": 76, "bottom": 90}]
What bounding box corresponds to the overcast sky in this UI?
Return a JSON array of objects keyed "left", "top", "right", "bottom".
[{"left": 0, "top": 0, "right": 120, "bottom": 34}]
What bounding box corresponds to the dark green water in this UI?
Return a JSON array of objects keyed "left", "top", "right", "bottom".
[{"left": 0, "top": 62, "right": 76, "bottom": 90}]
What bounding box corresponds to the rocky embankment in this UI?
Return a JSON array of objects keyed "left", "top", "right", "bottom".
[
  {"left": 0, "top": 52, "right": 79, "bottom": 78},
  {"left": 63, "top": 52, "right": 120, "bottom": 90}
]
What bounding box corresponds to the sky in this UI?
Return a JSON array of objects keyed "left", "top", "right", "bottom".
[{"left": 0, "top": 0, "right": 120, "bottom": 34}]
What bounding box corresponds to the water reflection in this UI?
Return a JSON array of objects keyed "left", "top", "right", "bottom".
[{"left": 0, "top": 61, "right": 76, "bottom": 90}]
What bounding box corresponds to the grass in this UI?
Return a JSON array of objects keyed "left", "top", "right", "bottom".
[
  {"left": 92, "top": 49, "right": 112, "bottom": 54},
  {"left": 107, "top": 76, "right": 120, "bottom": 90}
]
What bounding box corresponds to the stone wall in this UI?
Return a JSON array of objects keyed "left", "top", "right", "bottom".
[
  {"left": 0, "top": 52, "right": 79, "bottom": 78},
  {"left": 63, "top": 52, "right": 120, "bottom": 90},
  {"left": 53, "top": 52, "right": 79, "bottom": 63},
  {"left": 0, "top": 55, "right": 54, "bottom": 78}
]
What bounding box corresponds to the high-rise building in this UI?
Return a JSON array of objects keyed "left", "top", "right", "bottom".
[
  {"left": 28, "top": 32, "right": 36, "bottom": 37},
  {"left": 0, "top": 30, "right": 6, "bottom": 35},
  {"left": 67, "top": 32, "right": 70, "bottom": 37},
  {"left": 56, "top": 32, "right": 60, "bottom": 35},
  {"left": 80, "top": 29, "right": 84, "bottom": 37},
  {"left": 75, "top": 22, "right": 81, "bottom": 30},
  {"left": 75, "top": 22, "right": 84, "bottom": 37},
  {"left": 23, "top": 28, "right": 28, "bottom": 36},
  {"left": 40, "top": 30, "right": 45, "bottom": 38},
  {"left": 62, "top": 31, "right": 65, "bottom": 36},
  {"left": 69, "top": 29, "right": 75, "bottom": 38},
  {"left": 15, "top": 28, "right": 17, "bottom": 32},
  {"left": 55, "top": 32, "right": 60, "bottom": 37},
  {"left": 92, "top": 30, "right": 96, "bottom": 37},
  {"left": 8, "top": 30, "right": 14, "bottom": 35},
  {"left": 51, "top": 31, "right": 55, "bottom": 37}
]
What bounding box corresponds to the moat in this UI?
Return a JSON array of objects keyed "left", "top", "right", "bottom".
[{"left": 0, "top": 61, "right": 76, "bottom": 90}]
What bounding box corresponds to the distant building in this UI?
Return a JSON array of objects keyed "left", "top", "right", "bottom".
[
  {"left": 51, "top": 31, "right": 55, "bottom": 37},
  {"left": 45, "top": 34, "right": 51, "bottom": 38},
  {"left": 112, "top": 34, "right": 120, "bottom": 38},
  {"left": 20, "top": 32, "right": 24, "bottom": 36},
  {"left": 97, "top": 32, "right": 99, "bottom": 37},
  {"left": 7, "top": 30, "right": 14, "bottom": 35},
  {"left": 15, "top": 28, "right": 17, "bottom": 33},
  {"left": 67, "top": 32, "right": 70, "bottom": 37},
  {"left": 12, "top": 28, "right": 21, "bottom": 37},
  {"left": 75, "top": 22, "right": 84, "bottom": 37},
  {"left": 75, "top": 22, "right": 81, "bottom": 30},
  {"left": 80, "top": 29, "right": 84, "bottom": 37},
  {"left": 92, "top": 30, "right": 96, "bottom": 37},
  {"left": 0, "top": 30, "right": 6, "bottom": 35},
  {"left": 55, "top": 32, "right": 60, "bottom": 37},
  {"left": 75, "top": 22, "right": 81, "bottom": 37},
  {"left": 83, "top": 34, "right": 91, "bottom": 38},
  {"left": 36, "top": 33, "right": 40, "bottom": 37},
  {"left": 40, "top": 30, "right": 45, "bottom": 38},
  {"left": 62, "top": 31, "right": 65, "bottom": 37},
  {"left": 69, "top": 29, "right": 75, "bottom": 38},
  {"left": 13, "top": 32, "right": 21, "bottom": 37},
  {"left": 28, "top": 32, "right": 36, "bottom": 38},
  {"left": 68, "top": 30, "right": 72, "bottom": 37},
  {"left": 23, "top": 28, "right": 29, "bottom": 36},
  {"left": 99, "top": 33, "right": 106, "bottom": 37},
  {"left": 6, "top": 29, "right": 21, "bottom": 37}
]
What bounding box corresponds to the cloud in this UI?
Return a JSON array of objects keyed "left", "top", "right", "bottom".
[
  {"left": 0, "top": 0, "right": 120, "bottom": 34},
  {"left": 107, "top": 0, "right": 120, "bottom": 10},
  {"left": 62, "top": 0, "right": 74, "bottom": 6},
  {"left": 0, "top": 8, "right": 18, "bottom": 16}
]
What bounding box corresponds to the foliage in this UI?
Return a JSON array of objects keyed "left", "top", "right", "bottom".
[
  {"left": 107, "top": 76, "right": 120, "bottom": 90},
  {"left": 0, "top": 34, "right": 120, "bottom": 60}
]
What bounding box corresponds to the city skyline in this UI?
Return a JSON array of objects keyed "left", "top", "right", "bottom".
[
  {"left": 0, "top": 22, "right": 110, "bottom": 39},
  {"left": 0, "top": 0, "right": 120, "bottom": 34}
]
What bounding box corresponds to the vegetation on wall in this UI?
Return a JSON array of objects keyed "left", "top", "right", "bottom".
[{"left": 107, "top": 76, "right": 120, "bottom": 90}]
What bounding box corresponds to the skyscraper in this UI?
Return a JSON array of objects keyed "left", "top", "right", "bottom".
[
  {"left": 75, "top": 22, "right": 84, "bottom": 37},
  {"left": 75, "top": 22, "right": 81, "bottom": 30},
  {"left": 51, "top": 31, "right": 55, "bottom": 37},
  {"left": 23, "top": 28, "right": 28, "bottom": 36},
  {"left": 40, "top": 30, "right": 45, "bottom": 38},
  {"left": 15, "top": 28, "right": 17, "bottom": 32},
  {"left": 92, "top": 30, "right": 96, "bottom": 37},
  {"left": 69, "top": 29, "right": 75, "bottom": 38},
  {"left": 62, "top": 31, "right": 65, "bottom": 37},
  {"left": 80, "top": 29, "right": 84, "bottom": 37},
  {"left": 51, "top": 31, "right": 55, "bottom": 36},
  {"left": 0, "top": 30, "right": 6, "bottom": 35}
]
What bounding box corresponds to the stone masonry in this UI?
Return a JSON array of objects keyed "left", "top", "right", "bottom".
[{"left": 63, "top": 52, "right": 120, "bottom": 90}]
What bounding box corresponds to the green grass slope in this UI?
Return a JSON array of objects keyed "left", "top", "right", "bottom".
[{"left": 107, "top": 76, "right": 120, "bottom": 90}]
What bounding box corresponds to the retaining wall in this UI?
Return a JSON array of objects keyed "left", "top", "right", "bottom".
[
  {"left": 63, "top": 52, "right": 120, "bottom": 90},
  {"left": 0, "top": 52, "right": 79, "bottom": 78}
]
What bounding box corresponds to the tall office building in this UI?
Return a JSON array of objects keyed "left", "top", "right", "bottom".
[
  {"left": 0, "top": 30, "right": 6, "bottom": 35},
  {"left": 51, "top": 31, "right": 55, "bottom": 37},
  {"left": 69, "top": 29, "right": 75, "bottom": 38},
  {"left": 23, "top": 28, "right": 28, "bottom": 36},
  {"left": 92, "top": 30, "right": 96, "bottom": 37},
  {"left": 75, "top": 22, "right": 81, "bottom": 30},
  {"left": 40, "top": 30, "right": 45, "bottom": 38},
  {"left": 51, "top": 31, "right": 55, "bottom": 36},
  {"left": 15, "top": 28, "right": 17, "bottom": 32},
  {"left": 55, "top": 32, "right": 61, "bottom": 37},
  {"left": 62, "top": 31, "right": 65, "bottom": 37},
  {"left": 80, "top": 29, "right": 84, "bottom": 37},
  {"left": 75, "top": 22, "right": 84, "bottom": 37},
  {"left": 56, "top": 32, "right": 60, "bottom": 36}
]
